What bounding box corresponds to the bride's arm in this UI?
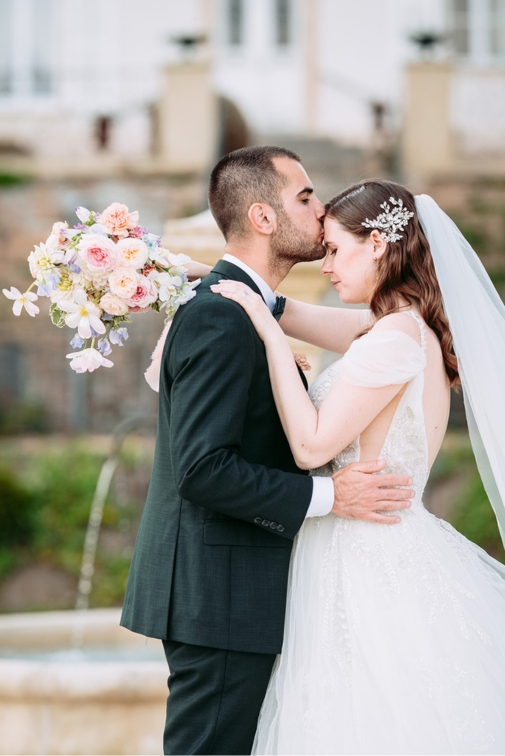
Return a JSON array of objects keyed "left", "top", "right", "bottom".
[
  {"left": 211, "top": 282, "right": 404, "bottom": 470},
  {"left": 280, "top": 297, "right": 369, "bottom": 354}
]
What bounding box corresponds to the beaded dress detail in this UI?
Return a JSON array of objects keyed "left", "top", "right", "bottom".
[{"left": 253, "top": 313, "right": 505, "bottom": 755}]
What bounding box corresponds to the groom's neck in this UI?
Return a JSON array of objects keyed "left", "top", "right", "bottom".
[{"left": 224, "top": 244, "right": 287, "bottom": 291}]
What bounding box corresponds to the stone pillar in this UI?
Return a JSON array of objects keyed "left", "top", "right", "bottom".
[
  {"left": 158, "top": 62, "right": 218, "bottom": 174},
  {"left": 402, "top": 63, "right": 455, "bottom": 181}
]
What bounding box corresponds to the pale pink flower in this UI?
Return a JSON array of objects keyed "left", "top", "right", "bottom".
[
  {"left": 100, "top": 292, "right": 129, "bottom": 316},
  {"left": 66, "top": 347, "right": 113, "bottom": 373},
  {"left": 3, "top": 287, "right": 39, "bottom": 316},
  {"left": 116, "top": 237, "right": 149, "bottom": 269},
  {"left": 52, "top": 221, "right": 68, "bottom": 236},
  {"left": 100, "top": 202, "right": 139, "bottom": 239},
  {"left": 78, "top": 234, "right": 119, "bottom": 273},
  {"left": 144, "top": 322, "right": 172, "bottom": 392},
  {"left": 59, "top": 288, "right": 106, "bottom": 339},
  {"left": 124, "top": 274, "right": 158, "bottom": 310},
  {"left": 108, "top": 266, "right": 139, "bottom": 299}
]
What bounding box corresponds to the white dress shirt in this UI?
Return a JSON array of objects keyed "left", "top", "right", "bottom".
[{"left": 222, "top": 254, "right": 333, "bottom": 518}]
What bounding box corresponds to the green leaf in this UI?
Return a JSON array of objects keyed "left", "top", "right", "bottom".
[{"left": 49, "top": 303, "right": 66, "bottom": 328}]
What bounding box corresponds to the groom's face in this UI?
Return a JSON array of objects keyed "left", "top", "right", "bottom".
[{"left": 269, "top": 157, "right": 326, "bottom": 264}]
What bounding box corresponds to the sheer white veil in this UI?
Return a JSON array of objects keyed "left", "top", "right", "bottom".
[{"left": 415, "top": 194, "right": 505, "bottom": 547}]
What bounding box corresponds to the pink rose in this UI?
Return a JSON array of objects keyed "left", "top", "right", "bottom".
[
  {"left": 116, "top": 238, "right": 149, "bottom": 269},
  {"left": 108, "top": 267, "right": 139, "bottom": 299},
  {"left": 100, "top": 202, "right": 139, "bottom": 239},
  {"left": 100, "top": 292, "right": 129, "bottom": 316},
  {"left": 124, "top": 274, "right": 158, "bottom": 310},
  {"left": 78, "top": 234, "right": 119, "bottom": 272}
]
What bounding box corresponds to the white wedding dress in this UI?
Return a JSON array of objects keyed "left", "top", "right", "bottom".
[{"left": 253, "top": 313, "right": 505, "bottom": 755}]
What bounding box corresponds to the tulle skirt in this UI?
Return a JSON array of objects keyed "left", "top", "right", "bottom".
[{"left": 252, "top": 504, "right": 505, "bottom": 755}]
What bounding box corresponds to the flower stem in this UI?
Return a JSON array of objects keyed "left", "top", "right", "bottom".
[{"left": 91, "top": 338, "right": 95, "bottom": 349}]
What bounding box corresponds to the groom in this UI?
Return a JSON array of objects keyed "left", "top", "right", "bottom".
[{"left": 121, "top": 146, "right": 414, "bottom": 755}]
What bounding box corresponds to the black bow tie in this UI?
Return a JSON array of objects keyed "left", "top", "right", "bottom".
[{"left": 272, "top": 295, "right": 286, "bottom": 322}]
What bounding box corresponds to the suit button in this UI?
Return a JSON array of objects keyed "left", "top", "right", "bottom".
[
  {"left": 269, "top": 522, "right": 277, "bottom": 529},
  {"left": 254, "top": 517, "right": 262, "bottom": 524},
  {"left": 262, "top": 519, "right": 270, "bottom": 527},
  {"left": 277, "top": 524, "right": 285, "bottom": 533}
]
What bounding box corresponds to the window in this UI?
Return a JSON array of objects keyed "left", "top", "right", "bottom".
[
  {"left": 275, "top": 0, "right": 291, "bottom": 46},
  {"left": 228, "top": 0, "right": 243, "bottom": 45},
  {"left": 452, "top": 0, "right": 470, "bottom": 55},
  {"left": 491, "top": 0, "right": 505, "bottom": 55},
  {"left": 451, "top": 0, "right": 505, "bottom": 59},
  {"left": 0, "top": 0, "right": 53, "bottom": 97},
  {"left": 32, "top": 0, "right": 53, "bottom": 93},
  {"left": 0, "top": 344, "right": 23, "bottom": 401},
  {"left": 0, "top": 0, "right": 12, "bottom": 93}
]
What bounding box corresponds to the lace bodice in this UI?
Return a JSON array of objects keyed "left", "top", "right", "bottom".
[{"left": 309, "top": 312, "right": 428, "bottom": 505}]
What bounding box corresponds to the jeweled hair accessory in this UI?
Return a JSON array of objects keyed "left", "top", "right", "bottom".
[{"left": 361, "top": 197, "right": 414, "bottom": 243}]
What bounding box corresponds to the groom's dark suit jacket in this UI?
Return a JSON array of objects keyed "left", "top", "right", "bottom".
[{"left": 120, "top": 260, "right": 313, "bottom": 654}]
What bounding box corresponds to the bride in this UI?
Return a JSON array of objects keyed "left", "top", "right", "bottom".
[{"left": 210, "top": 179, "right": 505, "bottom": 755}]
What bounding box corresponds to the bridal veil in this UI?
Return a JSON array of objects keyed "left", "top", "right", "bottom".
[{"left": 415, "top": 194, "right": 505, "bottom": 548}]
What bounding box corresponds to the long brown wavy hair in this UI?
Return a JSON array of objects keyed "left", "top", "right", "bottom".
[{"left": 325, "top": 179, "right": 459, "bottom": 386}]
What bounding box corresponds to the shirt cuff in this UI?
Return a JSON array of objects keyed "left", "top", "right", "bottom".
[{"left": 305, "top": 476, "right": 334, "bottom": 518}]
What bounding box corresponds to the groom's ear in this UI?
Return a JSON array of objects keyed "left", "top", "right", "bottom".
[{"left": 248, "top": 203, "right": 276, "bottom": 236}]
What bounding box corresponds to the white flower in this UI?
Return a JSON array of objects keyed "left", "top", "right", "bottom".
[
  {"left": 58, "top": 288, "right": 106, "bottom": 339},
  {"left": 28, "top": 242, "right": 65, "bottom": 278},
  {"left": 149, "top": 270, "right": 182, "bottom": 303},
  {"left": 66, "top": 347, "right": 113, "bottom": 373},
  {"left": 75, "top": 206, "right": 91, "bottom": 223},
  {"left": 3, "top": 287, "right": 40, "bottom": 316}
]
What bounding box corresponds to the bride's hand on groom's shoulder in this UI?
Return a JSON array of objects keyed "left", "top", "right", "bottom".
[
  {"left": 210, "top": 280, "right": 282, "bottom": 343},
  {"left": 331, "top": 460, "right": 414, "bottom": 525}
]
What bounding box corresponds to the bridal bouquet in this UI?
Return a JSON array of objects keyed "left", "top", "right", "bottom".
[{"left": 3, "top": 203, "right": 198, "bottom": 372}]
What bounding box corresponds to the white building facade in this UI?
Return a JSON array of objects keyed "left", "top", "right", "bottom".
[{"left": 0, "top": 0, "right": 504, "bottom": 168}]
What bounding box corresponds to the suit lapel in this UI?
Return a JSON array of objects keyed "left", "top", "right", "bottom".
[{"left": 211, "top": 259, "right": 309, "bottom": 391}]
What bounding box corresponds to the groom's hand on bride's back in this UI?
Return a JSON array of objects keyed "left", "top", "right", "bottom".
[{"left": 331, "top": 460, "right": 414, "bottom": 524}]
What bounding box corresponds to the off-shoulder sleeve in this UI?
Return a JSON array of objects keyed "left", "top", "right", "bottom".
[{"left": 339, "top": 330, "right": 426, "bottom": 388}]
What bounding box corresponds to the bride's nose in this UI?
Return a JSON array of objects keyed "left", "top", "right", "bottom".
[{"left": 321, "top": 252, "right": 332, "bottom": 275}]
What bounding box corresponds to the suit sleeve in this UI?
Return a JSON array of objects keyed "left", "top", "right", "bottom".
[{"left": 165, "top": 296, "right": 313, "bottom": 540}]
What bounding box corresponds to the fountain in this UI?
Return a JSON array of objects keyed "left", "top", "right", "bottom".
[{"left": 0, "top": 418, "right": 167, "bottom": 756}]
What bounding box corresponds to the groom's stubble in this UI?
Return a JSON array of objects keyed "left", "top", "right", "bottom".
[{"left": 268, "top": 203, "right": 325, "bottom": 279}]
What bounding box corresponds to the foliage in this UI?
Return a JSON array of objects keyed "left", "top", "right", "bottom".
[
  {"left": 0, "top": 438, "right": 152, "bottom": 610},
  {"left": 428, "top": 431, "right": 505, "bottom": 563},
  {"left": 452, "top": 473, "right": 505, "bottom": 562},
  {"left": 0, "top": 402, "right": 52, "bottom": 435},
  {"left": 0, "top": 467, "right": 36, "bottom": 547},
  {"left": 0, "top": 172, "right": 31, "bottom": 187}
]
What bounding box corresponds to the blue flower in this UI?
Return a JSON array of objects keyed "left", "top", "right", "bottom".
[
  {"left": 70, "top": 334, "right": 85, "bottom": 349},
  {"left": 37, "top": 271, "right": 61, "bottom": 297},
  {"left": 109, "top": 327, "right": 129, "bottom": 346},
  {"left": 89, "top": 325, "right": 101, "bottom": 338},
  {"left": 98, "top": 338, "right": 112, "bottom": 356},
  {"left": 69, "top": 263, "right": 81, "bottom": 273}
]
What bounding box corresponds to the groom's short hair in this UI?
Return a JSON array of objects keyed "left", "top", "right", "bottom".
[{"left": 208, "top": 145, "right": 301, "bottom": 240}]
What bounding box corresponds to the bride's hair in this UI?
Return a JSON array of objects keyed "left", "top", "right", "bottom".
[{"left": 325, "top": 179, "right": 459, "bottom": 386}]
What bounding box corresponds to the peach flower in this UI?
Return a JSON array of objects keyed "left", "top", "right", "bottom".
[
  {"left": 108, "top": 267, "right": 139, "bottom": 299},
  {"left": 100, "top": 292, "right": 129, "bottom": 316},
  {"left": 123, "top": 274, "right": 158, "bottom": 310},
  {"left": 100, "top": 202, "right": 139, "bottom": 239},
  {"left": 116, "top": 237, "right": 149, "bottom": 269}
]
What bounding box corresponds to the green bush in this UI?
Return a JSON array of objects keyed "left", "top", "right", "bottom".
[
  {"left": 0, "top": 439, "right": 150, "bottom": 609},
  {"left": 0, "top": 467, "right": 36, "bottom": 548},
  {"left": 452, "top": 472, "right": 505, "bottom": 563}
]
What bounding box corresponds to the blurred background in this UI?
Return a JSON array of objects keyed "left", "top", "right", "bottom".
[{"left": 0, "top": 1, "right": 505, "bottom": 750}]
